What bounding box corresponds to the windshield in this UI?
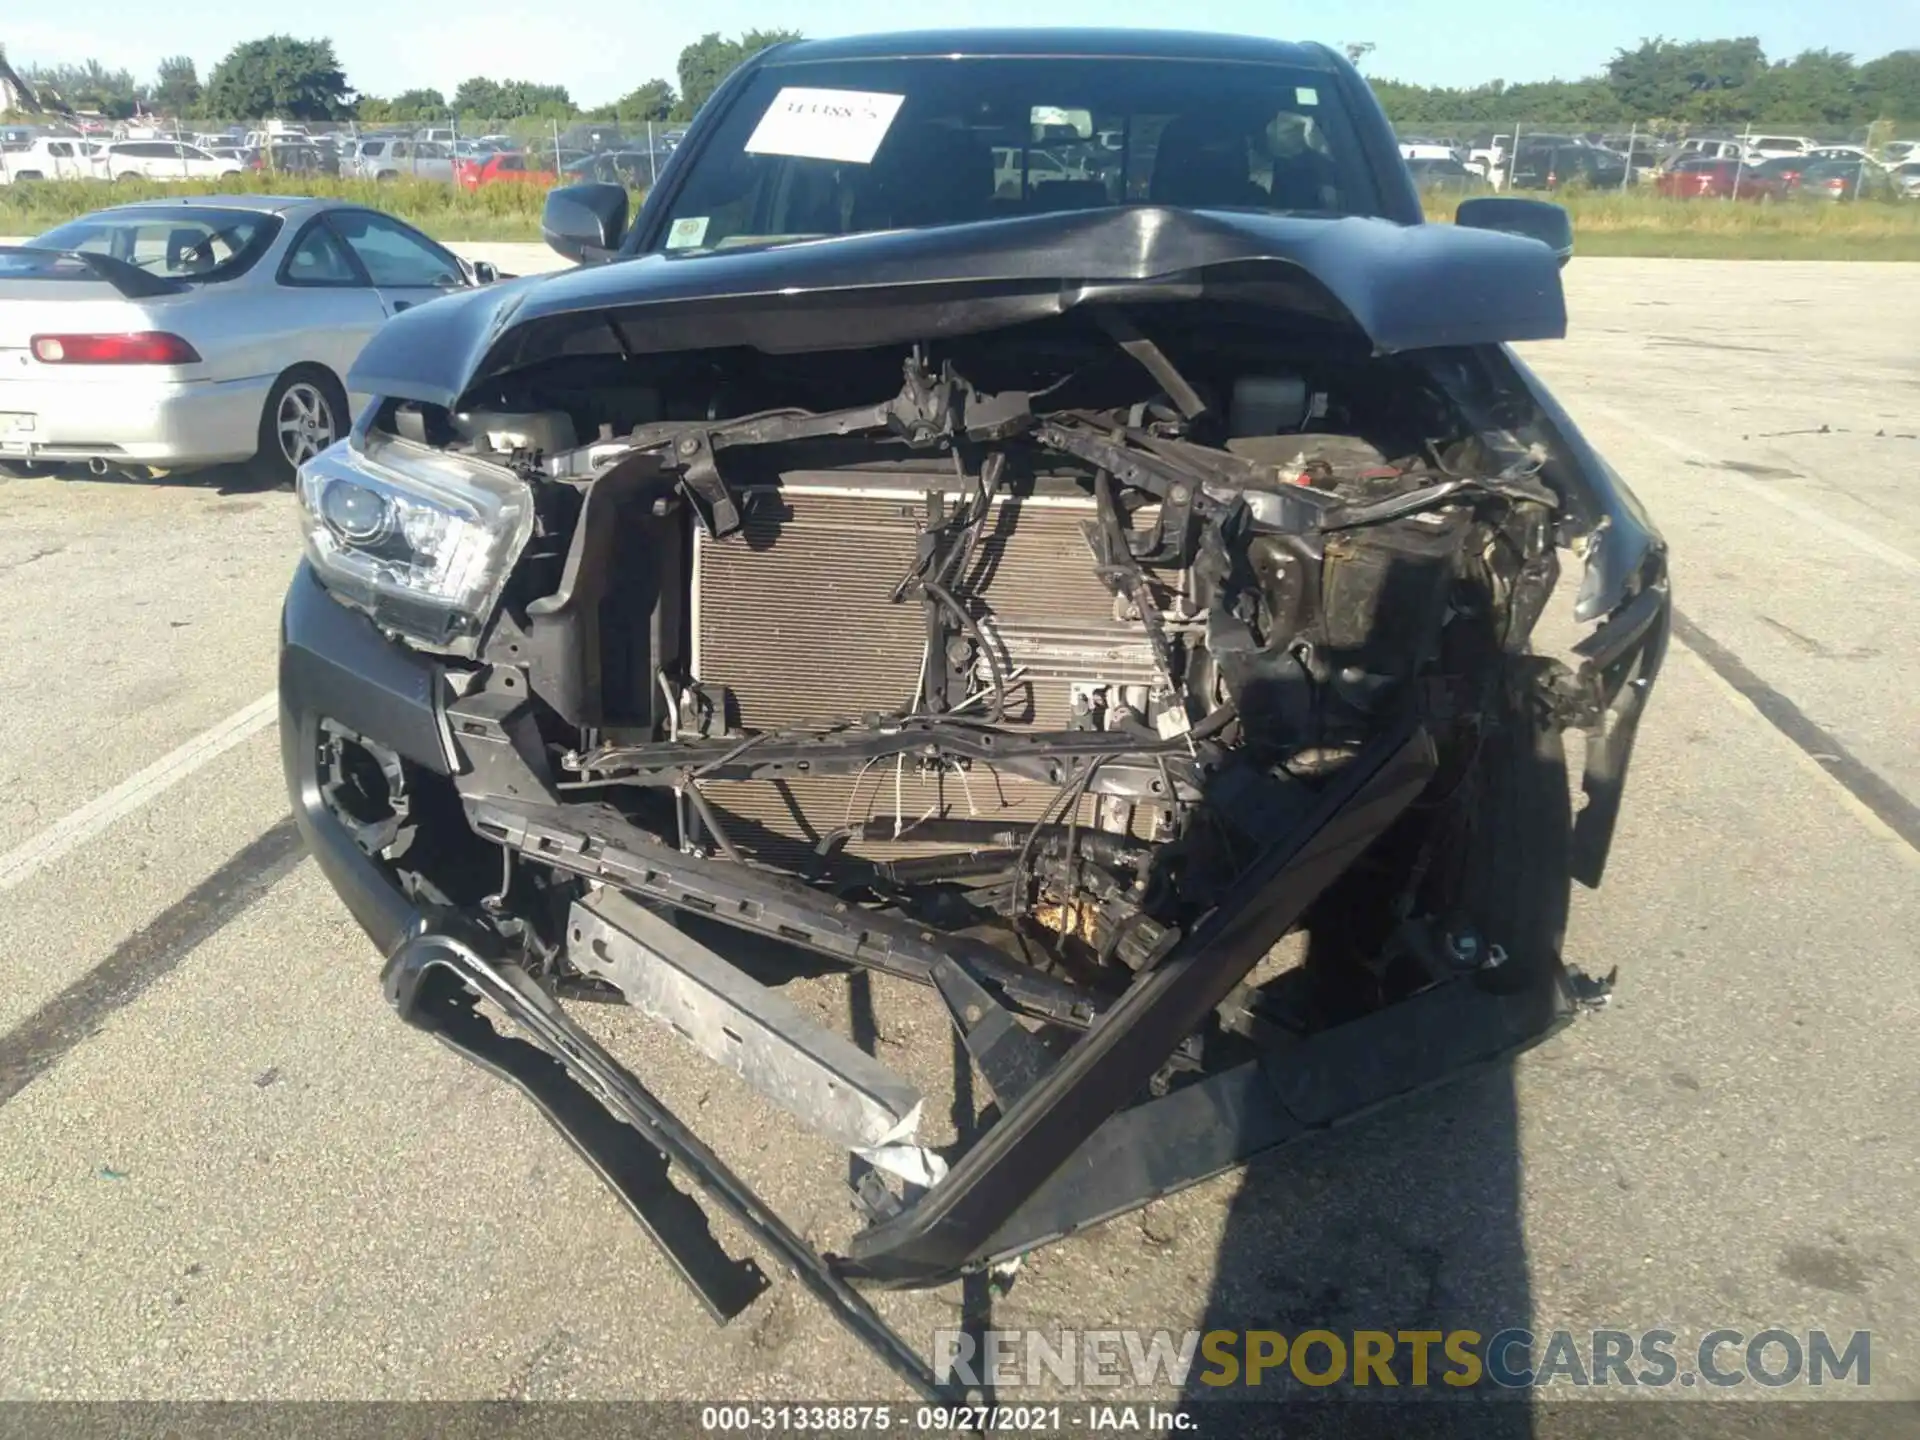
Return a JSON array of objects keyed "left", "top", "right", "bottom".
[
  {"left": 647, "top": 54, "right": 1380, "bottom": 256},
  {"left": 30, "top": 208, "right": 282, "bottom": 282}
]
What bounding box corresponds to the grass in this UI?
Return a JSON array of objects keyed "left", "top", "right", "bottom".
[
  {"left": 1429, "top": 189, "right": 1920, "bottom": 261},
  {"left": 5, "top": 173, "right": 1917, "bottom": 258},
  {"left": 0, "top": 174, "right": 577, "bottom": 242}
]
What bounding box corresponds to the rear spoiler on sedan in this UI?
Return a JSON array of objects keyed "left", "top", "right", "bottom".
[{"left": 0, "top": 246, "right": 190, "bottom": 299}]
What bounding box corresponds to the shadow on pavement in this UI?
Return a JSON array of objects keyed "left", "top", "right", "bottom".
[
  {"left": 1180, "top": 1066, "right": 1536, "bottom": 1437},
  {"left": 12, "top": 458, "right": 288, "bottom": 496}
]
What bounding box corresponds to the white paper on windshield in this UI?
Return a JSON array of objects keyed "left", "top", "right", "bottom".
[
  {"left": 666, "top": 215, "right": 710, "bottom": 249},
  {"left": 744, "top": 87, "right": 907, "bottom": 165},
  {"left": 1296, "top": 86, "right": 1320, "bottom": 107}
]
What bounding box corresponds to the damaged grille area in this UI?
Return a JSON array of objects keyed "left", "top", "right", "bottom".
[{"left": 694, "top": 481, "right": 1177, "bottom": 867}]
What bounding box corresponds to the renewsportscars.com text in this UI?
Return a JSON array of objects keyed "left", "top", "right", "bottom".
[{"left": 933, "top": 1327, "right": 1872, "bottom": 1390}]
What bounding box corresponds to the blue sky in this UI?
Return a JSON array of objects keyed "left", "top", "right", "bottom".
[{"left": 8, "top": 0, "right": 1916, "bottom": 108}]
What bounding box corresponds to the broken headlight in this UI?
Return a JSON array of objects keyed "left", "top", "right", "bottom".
[{"left": 296, "top": 434, "right": 534, "bottom": 651}]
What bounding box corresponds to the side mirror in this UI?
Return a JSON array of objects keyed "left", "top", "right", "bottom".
[
  {"left": 541, "top": 182, "right": 628, "bottom": 264},
  {"left": 1455, "top": 196, "right": 1574, "bottom": 267},
  {"left": 470, "top": 260, "right": 499, "bottom": 285}
]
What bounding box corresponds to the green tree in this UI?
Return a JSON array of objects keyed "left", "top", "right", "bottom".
[
  {"left": 153, "top": 56, "right": 200, "bottom": 117},
  {"left": 453, "top": 77, "right": 572, "bottom": 120},
  {"left": 1748, "top": 50, "right": 1862, "bottom": 126},
  {"left": 1368, "top": 74, "right": 1620, "bottom": 130},
  {"left": 393, "top": 87, "right": 450, "bottom": 119},
  {"left": 1605, "top": 37, "right": 1766, "bottom": 121},
  {"left": 1855, "top": 49, "right": 1920, "bottom": 122},
  {"left": 614, "top": 78, "right": 676, "bottom": 122},
  {"left": 452, "top": 77, "right": 503, "bottom": 116},
  {"left": 358, "top": 89, "right": 447, "bottom": 123},
  {"left": 203, "top": 36, "right": 353, "bottom": 120},
  {"left": 25, "top": 58, "right": 142, "bottom": 118},
  {"left": 673, "top": 30, "right": 801, "bottom": 120}
]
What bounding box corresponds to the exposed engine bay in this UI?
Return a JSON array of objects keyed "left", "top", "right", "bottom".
[{"left": 370, "top": 306, "right": 1579, "bottom": 1011}]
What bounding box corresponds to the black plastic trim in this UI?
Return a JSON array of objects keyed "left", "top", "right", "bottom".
[{"left": 278, "top": 562, "right": 442, "bottom": 955}]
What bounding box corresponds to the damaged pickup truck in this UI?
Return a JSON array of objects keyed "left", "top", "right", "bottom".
[{"left": 280, "top": 29, "right": 1669, "bottom": 1396}]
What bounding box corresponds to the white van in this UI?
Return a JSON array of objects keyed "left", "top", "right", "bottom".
[{"left": 0, "top": 136, "right": 109, "bottom": 183}]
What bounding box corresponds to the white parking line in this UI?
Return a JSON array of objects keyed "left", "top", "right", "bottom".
[
  {"left": 0, "top": 692, "right": 279, "bottom": 894},
  {"left": 1576, "top": 397, "right": 1920, "bottom": 577}
]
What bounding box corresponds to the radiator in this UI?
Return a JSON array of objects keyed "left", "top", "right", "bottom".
[{"left": 691, "top": 477, "right": 1179, "bottom": 865}]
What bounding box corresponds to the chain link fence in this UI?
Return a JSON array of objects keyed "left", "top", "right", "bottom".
[
  {"left": 6, "top": 110, "right": 1914, "bottom": 205},
  {"left": 1391, "top": 118, "right": 1915, "bottom": 200}
]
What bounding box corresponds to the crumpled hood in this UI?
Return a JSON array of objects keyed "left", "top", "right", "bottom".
[{"left": 350, "top": 206, "right": 1567, "bottom": 410}]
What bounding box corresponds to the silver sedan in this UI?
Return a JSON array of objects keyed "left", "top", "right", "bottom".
[{"left": 0, "top": 195, "right": 499, "bottom": 482}]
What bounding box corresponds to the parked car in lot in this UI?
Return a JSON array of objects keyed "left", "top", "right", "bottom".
[
  {"left": 1597, "top": 134, "right": 1661, "bottom": 174},
  {"left": 1509, "top": 141, "right": 1627, "bottom": 191},
  {"left": 352, "top": 138, "right": 456, "bottom": 183},
  {"left": 1652, "top": 157, "right": 1782, "bottom": 201},
  {"left": 1795, "top": 159, "right": 1893, "bottom": 202},
  {"left": 1746, "top": 155, "right": 1812, "bottom": 196},
  {"left": 453, "top": 133, "right": 516, "bottom": 158},
  {"left": 563, "top": 148, "right": 673, "bottom": 186},
  {"left": 286, "top": 26, "right": 1668, "bottom": 1402},
  {"left": 1741, "top": 134, "right": 1813, "bottom": 163},
  {"left": 1804, "top": 145, "right": 1876, "bottom": 167},
  {"left": 1662, "top": 137, "right": 1743, "bottom": 170},
  {"left": 0, "top": 197, "right": 500, "bottom": 482},
  {"left": 1890, "top": 161, "right": 1920, "bottom": 199},
  {"left": 243, "top": 124, "right": 311, "bottom": 150},
  {"left": 456, "top": 151, "right": 558, "bottom": 189},
  {"left": 1405, "top": 154, "right": 1489, "bottom": 195},
  {"left": 253, "top": 141, "right": 340, "bottom": 177},
  {"left": 105, "top": 140, "right": 244, "bottom": 183},
  {"left": 0, "top": 136, "right": 110, "bottom": 182}
]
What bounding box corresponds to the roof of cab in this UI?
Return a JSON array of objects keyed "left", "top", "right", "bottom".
[
  {"left": 761, "top": 28, "right": 1333, "bottom": 68},
  {"left": 98, "top": 194, "right": 335, "bottom": 215}
]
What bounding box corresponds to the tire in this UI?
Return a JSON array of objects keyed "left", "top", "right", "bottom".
[
  {"left": 0, "top": 459, "right": 58, "bottom": 479},
  {"left": 14, "top": 170, "right": 44, "bottom": 182},
  {"left": 254, "top": 366, "right": 348, "bottom": 487}
]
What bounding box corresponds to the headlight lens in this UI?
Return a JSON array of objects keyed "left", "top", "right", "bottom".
[{"left": 296, "top": 434, "right": 535, "bottom": 650}]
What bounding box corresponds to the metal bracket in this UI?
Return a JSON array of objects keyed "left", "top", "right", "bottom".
[
  {"left": 568, "top": 889, "right": 925, "bottom": 1153},
  {"left": 931, "top": 957, "right": 1056, "bottom": 1109},
  {"left": 670, "top": 433, "right": 741, "bottom": 539}
]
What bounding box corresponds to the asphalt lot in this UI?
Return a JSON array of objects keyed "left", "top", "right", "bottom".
[{"left": 0, "top": 255, "right": 1915, "bottom": 1408}]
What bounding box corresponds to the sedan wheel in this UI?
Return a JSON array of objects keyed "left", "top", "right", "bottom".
[
  {"left": 277, "top": 381, "right": 339, "bottom": 468},
  {"left": 254, "top": 368, "right": 348, "bottom": 487}
]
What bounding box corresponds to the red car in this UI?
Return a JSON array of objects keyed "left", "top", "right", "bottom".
[
  {"left": 1653, "top": 157, "right": 1785, "bottom": 202},
  {"left": 456, "top": 151, "right": 559, "bottom": 191}
]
